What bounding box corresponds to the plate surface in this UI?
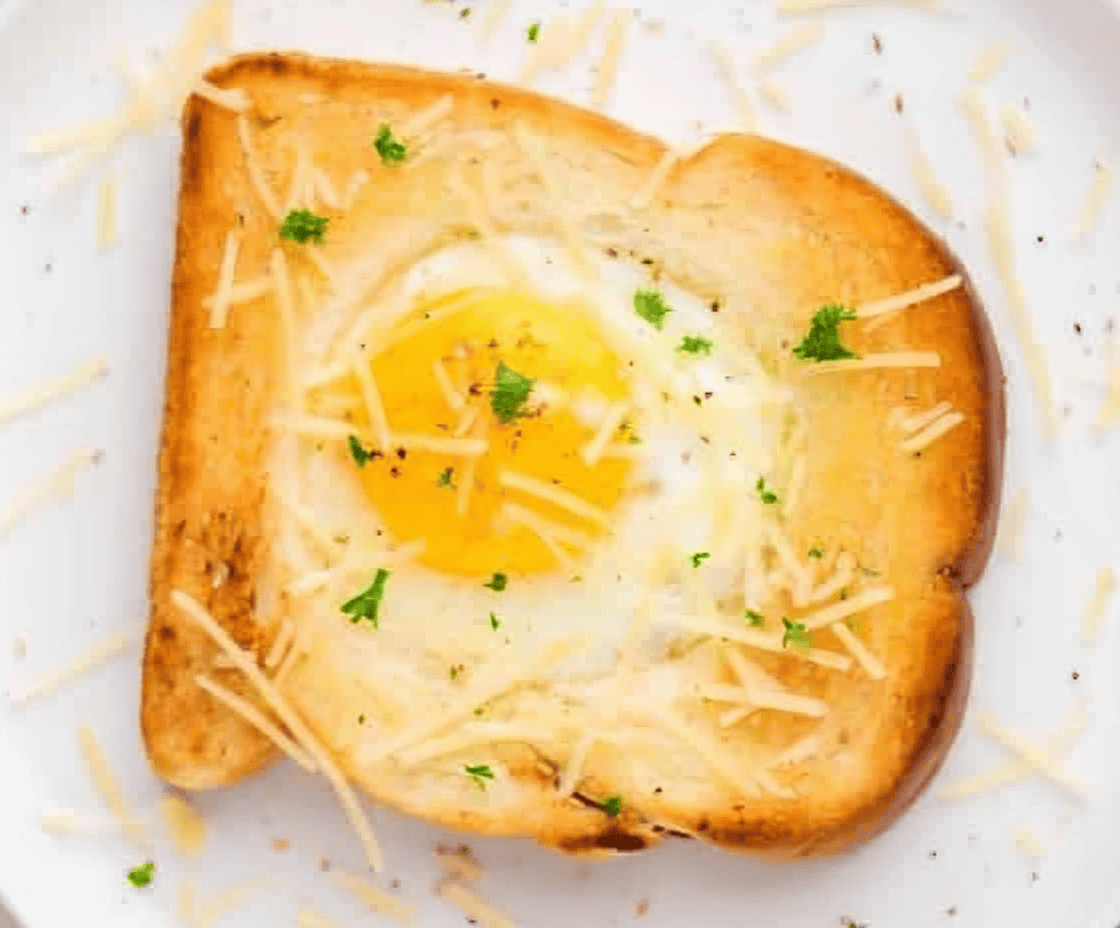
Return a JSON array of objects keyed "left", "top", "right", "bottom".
[{"left": 2, "top": 0, "right": 1120, "bottom": 926}]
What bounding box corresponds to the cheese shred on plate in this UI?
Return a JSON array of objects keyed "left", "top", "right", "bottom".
[
  {"left": 336, "top": 872, "right": 417, "bottom": 926},
  {"left": 77, "top": 725, "right": 146, "bottom": 846},
  {"left": 8, "top": 630, "right": 133, "bottom": 706},
  {"left": 171, "top": 589, "right": 386, "bottom": 872},
  {"left": 753, "top": 22, "right": 824, "bottom": 72},
  {"left": 1075, "top": 159, "right": 1112, "bottom": 246},
  {"left": 968, "top": 40, "right": 1014, "bottom": 83},
  {"left": 593, "top": 10, "right": 630, "bottom": 108},
  {"left": 440, "top": 881, "right": 520, "bottom": 928},
  {"left": 0, "top": 356, "right": 108, "bottom": 424},
  {"left": 0, "top": 448, "right": 102, "bottom": 540},
  {"left": 1082, "top": 566, "right": 1117, "bottom": 645},
  {"left": 710, "top": 41, "right": 757, "bottom": 132},
  {"left": 160, "top": 794, "right": 208, "bottom": 857}
]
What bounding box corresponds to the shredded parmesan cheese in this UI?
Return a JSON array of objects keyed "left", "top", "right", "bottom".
[
  {"left": 987, "top": 199, "right": 1056, "bottom": 437},
  {"left": 558, "top": 730, "right": 599, "bottom": 795},
  {"left": 77, "top": 726, "right": 145, "bottom": 846},
  {"left": 810, "top": 551, "right": 856, "bottom": 603},
  {"left": 672, "top": 615, "right": 852, "bottom": 671},
  {"left": 177, "top": 883, "right": 197, "bottom": 926},
  {"left": 401, "top": 94, "right": 455, "bottom": 142},
  {"left": 237, "top": 113, "right": 282, "bottom": 220},
  {"left": 592, "top": 11, "right": 630, "bottom": 109},
  {"left": 336, "top": 873, "right": 417, "bottom": 927},
  {"left": 296, "top": 909, "right": 339, "bottom": 928},
  {"left": 942, "top": 704, "right": 1087, "bottom": 800},
  {"left": 629, "top": 148, "right": 682, "bottom": 210},
  {"left": 757, "top": 79, "right": 792, "bottom": 113},
  {"left": 264, "top": 619, "right": 296, "bottom": 669},
  {"left": 40, "top": 808, "right": 81, "bottom": 836},
  {"left": 696, "top": 683, "right": 828, "bottom": 717},
  {"left": 897, "top": 401, "right": 954, "bottom": 436},
  {"left": 207, "top": 229, "right": 242, "bottom": 329},
  {"left": 829, "top": 622, "right": 887, "bottom": 679},
  {"left": 203, "top": 274, "right": 272, "bottom": 311},
  {"left": 432, "top": 358, "right": 467, "bottom": 411},
  {"left": 194, "top": 674, "right": 317, "bottom": 773},
  {"left": 500, "top": 501, "right": 597, "bottom": 551},
  {"left": 437, "top": 846, "right": 484, "bottom": 884},
  {"left": 856, "top": 275, "right": 962, "bottom": 319},
  {"left": 1075, "top": 159, "right": 1112, "bottom": 246},
  {"left": 754, "top": 22, "right": 825, "bottom": 72},
  {"left": 171, "top": 590, "right": 385, "bottom": 872},
  {"left": 1082, "top": 567, "right": 1116, "bottom": 645},
  {"left": 97, "top": 172, "right": 118, "bottom": 249},
  {"left": 457, "top": 453, "right": 479, "bottom": 518},
  {"left": 479, "top": 0, "right": 513, "bottom": 44},
  {"left": 908, "top": 133, "right": 954, "bottom": 219},
  {"left": 0, "top": 448, "right": 102, "bottom": 540},
  {"left": 193, "top": 78, "right": 251, "bottom": 112},
  {"left": 160, "top": 795, "right": 207, "bottom": 857},
  {"left": 899, "top": 411, "right": 965, "bottom": 453},
  {"left": 439, "top": 883, "right": 517, "bottom": 928},
  {"left": 999, "top": 104, "right": 1037, "bottom": 155},
  {"left": 312, "top": 167, "right": 342, "bottom": 210},
  {"left": 799, "top": 585, "right": 895, "bottom": 631},
  {"left": 968, "top": 41, "right": 1013, "bottom": 83},
  {"left": 352, "top": 361, "right": 393, "bottom": 452},
  {"left": 390, "top": 433, "right": 489, "bottom": 457},
  {"left": 9, "top": 630, "right": 132, "bottom": 706},
  {"left": 799, "top": 352, "right": 941, "bottom": 376},
  {"left": 975, "top": 711, "right": 1089, "bottom": 801},
  {"left": 498, "top": 469, "right": 610, "bottom": 526},
  {"left": 996, "top": 487, "right": 1028, "bottom": 560},
  {"left": 782, "top": 454, "right": 807, "bottom": 518},
  {"left": 0, "top": 356, "right": 108, "bottom": 424},
  {"left": 711, "top": 42, "right": 756, "bottom": 132},
  {"left": 580, "top": 401, "right": 629, "bottom": 468},
  {"left": 1014, "top": 825, "right": 1046, "bottom": 857}
]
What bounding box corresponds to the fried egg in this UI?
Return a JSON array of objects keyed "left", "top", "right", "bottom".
[{"left": 280, "top": 235, "right": 789, "bottom": 779}]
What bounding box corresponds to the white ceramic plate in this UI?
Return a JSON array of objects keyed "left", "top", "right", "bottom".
[{"left": 2, "top": 0, "right": 1120, "bottom": 925}]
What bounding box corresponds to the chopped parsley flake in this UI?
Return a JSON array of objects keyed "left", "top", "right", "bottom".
[
  {"left": 756, "top": 477, "right": 779, "bottom": 505},
  {"left": 692, "top": 395, "right": 703, "bottom": 406},
  {"left": 528, "top": 22, "right": 541, "bottom": 41},
  {"left": 490, "top": 612, "right": 501, "bottom": 631},
  {"left": 465, "top": 764, "right": 495, "bottom": 788},
  {"left": 677, "top": 334, "right": 714, "bottom": 356},
  {"left": 745, "top": 610, "right": 765, "bottom": 628},
  {"left": 599, "top": 794, "right": 623, "bottom": 818},
  {"left": 374, "top": 124, "right": 408, "bottom": 164},
  {"left": 438, "top": 467, "right": 456, "bottom": 488},
  {"left": 792, "top": 304, "right": 858, "bottom": 362},
  {"left": 349, "top": 434, "right": 374, "bottom": 467},
  {"left": 808, "top": 544, "right": 824, "bottom": 559},
  {"left": 127, "top": 861, "right": 155, "bottom": 888},
  {"left": 341, "top": 568, "right": 390, "bottom": 628},
  {"left": 484, "top": 572, "right": 508, "bottom": 592},
  {"left": 691, "top": 552, "right": 710, "bottom": 568},
  {"left": 279, "top": 208, "right": 329, "bottom": 245},
  {"left": 633, "top": 288, "right": 672, "bottom": 330},
  {"left": 489, "top": 361, "right": 534, "bottom": 424},
  {"left": 782, "top": 618, "right": 810, "bottom": 650}
]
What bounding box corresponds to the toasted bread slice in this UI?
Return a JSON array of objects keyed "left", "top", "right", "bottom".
[{"left": 143, "top": 53, "right": 1004, "bottom": 858}]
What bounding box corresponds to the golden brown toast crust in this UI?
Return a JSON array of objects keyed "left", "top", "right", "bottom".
[{"left": 143, "top": 52, "right": 1004, "bottom": 855}]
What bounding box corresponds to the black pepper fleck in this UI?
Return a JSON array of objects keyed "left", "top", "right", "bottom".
[
  {"left": 396, "top": 447, "right": 407, "bottom": 460},
  {"left": 390, "top": 466, "right": 401, "bottom": 478},
  {"left": 19, "top": 204, "right": 30, "bottom": 216},
  {"left": 1072, "top": 670, "right": 1080, "bottom": 681},
  {"left": 1074, "top": 323, "right": 1082, "bottom": 334},
  {"left": 872, "top": 33, "right": 883, "bottom": 53},
  {"left": 894, "top": 93, "right": 904, "bottom": 114}
]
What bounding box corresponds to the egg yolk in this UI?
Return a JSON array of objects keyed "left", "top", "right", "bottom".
[{"left": 345, "top": 287, "right": 635, "bottom": 577}]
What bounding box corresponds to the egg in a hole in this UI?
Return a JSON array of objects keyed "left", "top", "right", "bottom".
[{"left": 276, "top": 235, "right": 815, "bottom": 805}]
